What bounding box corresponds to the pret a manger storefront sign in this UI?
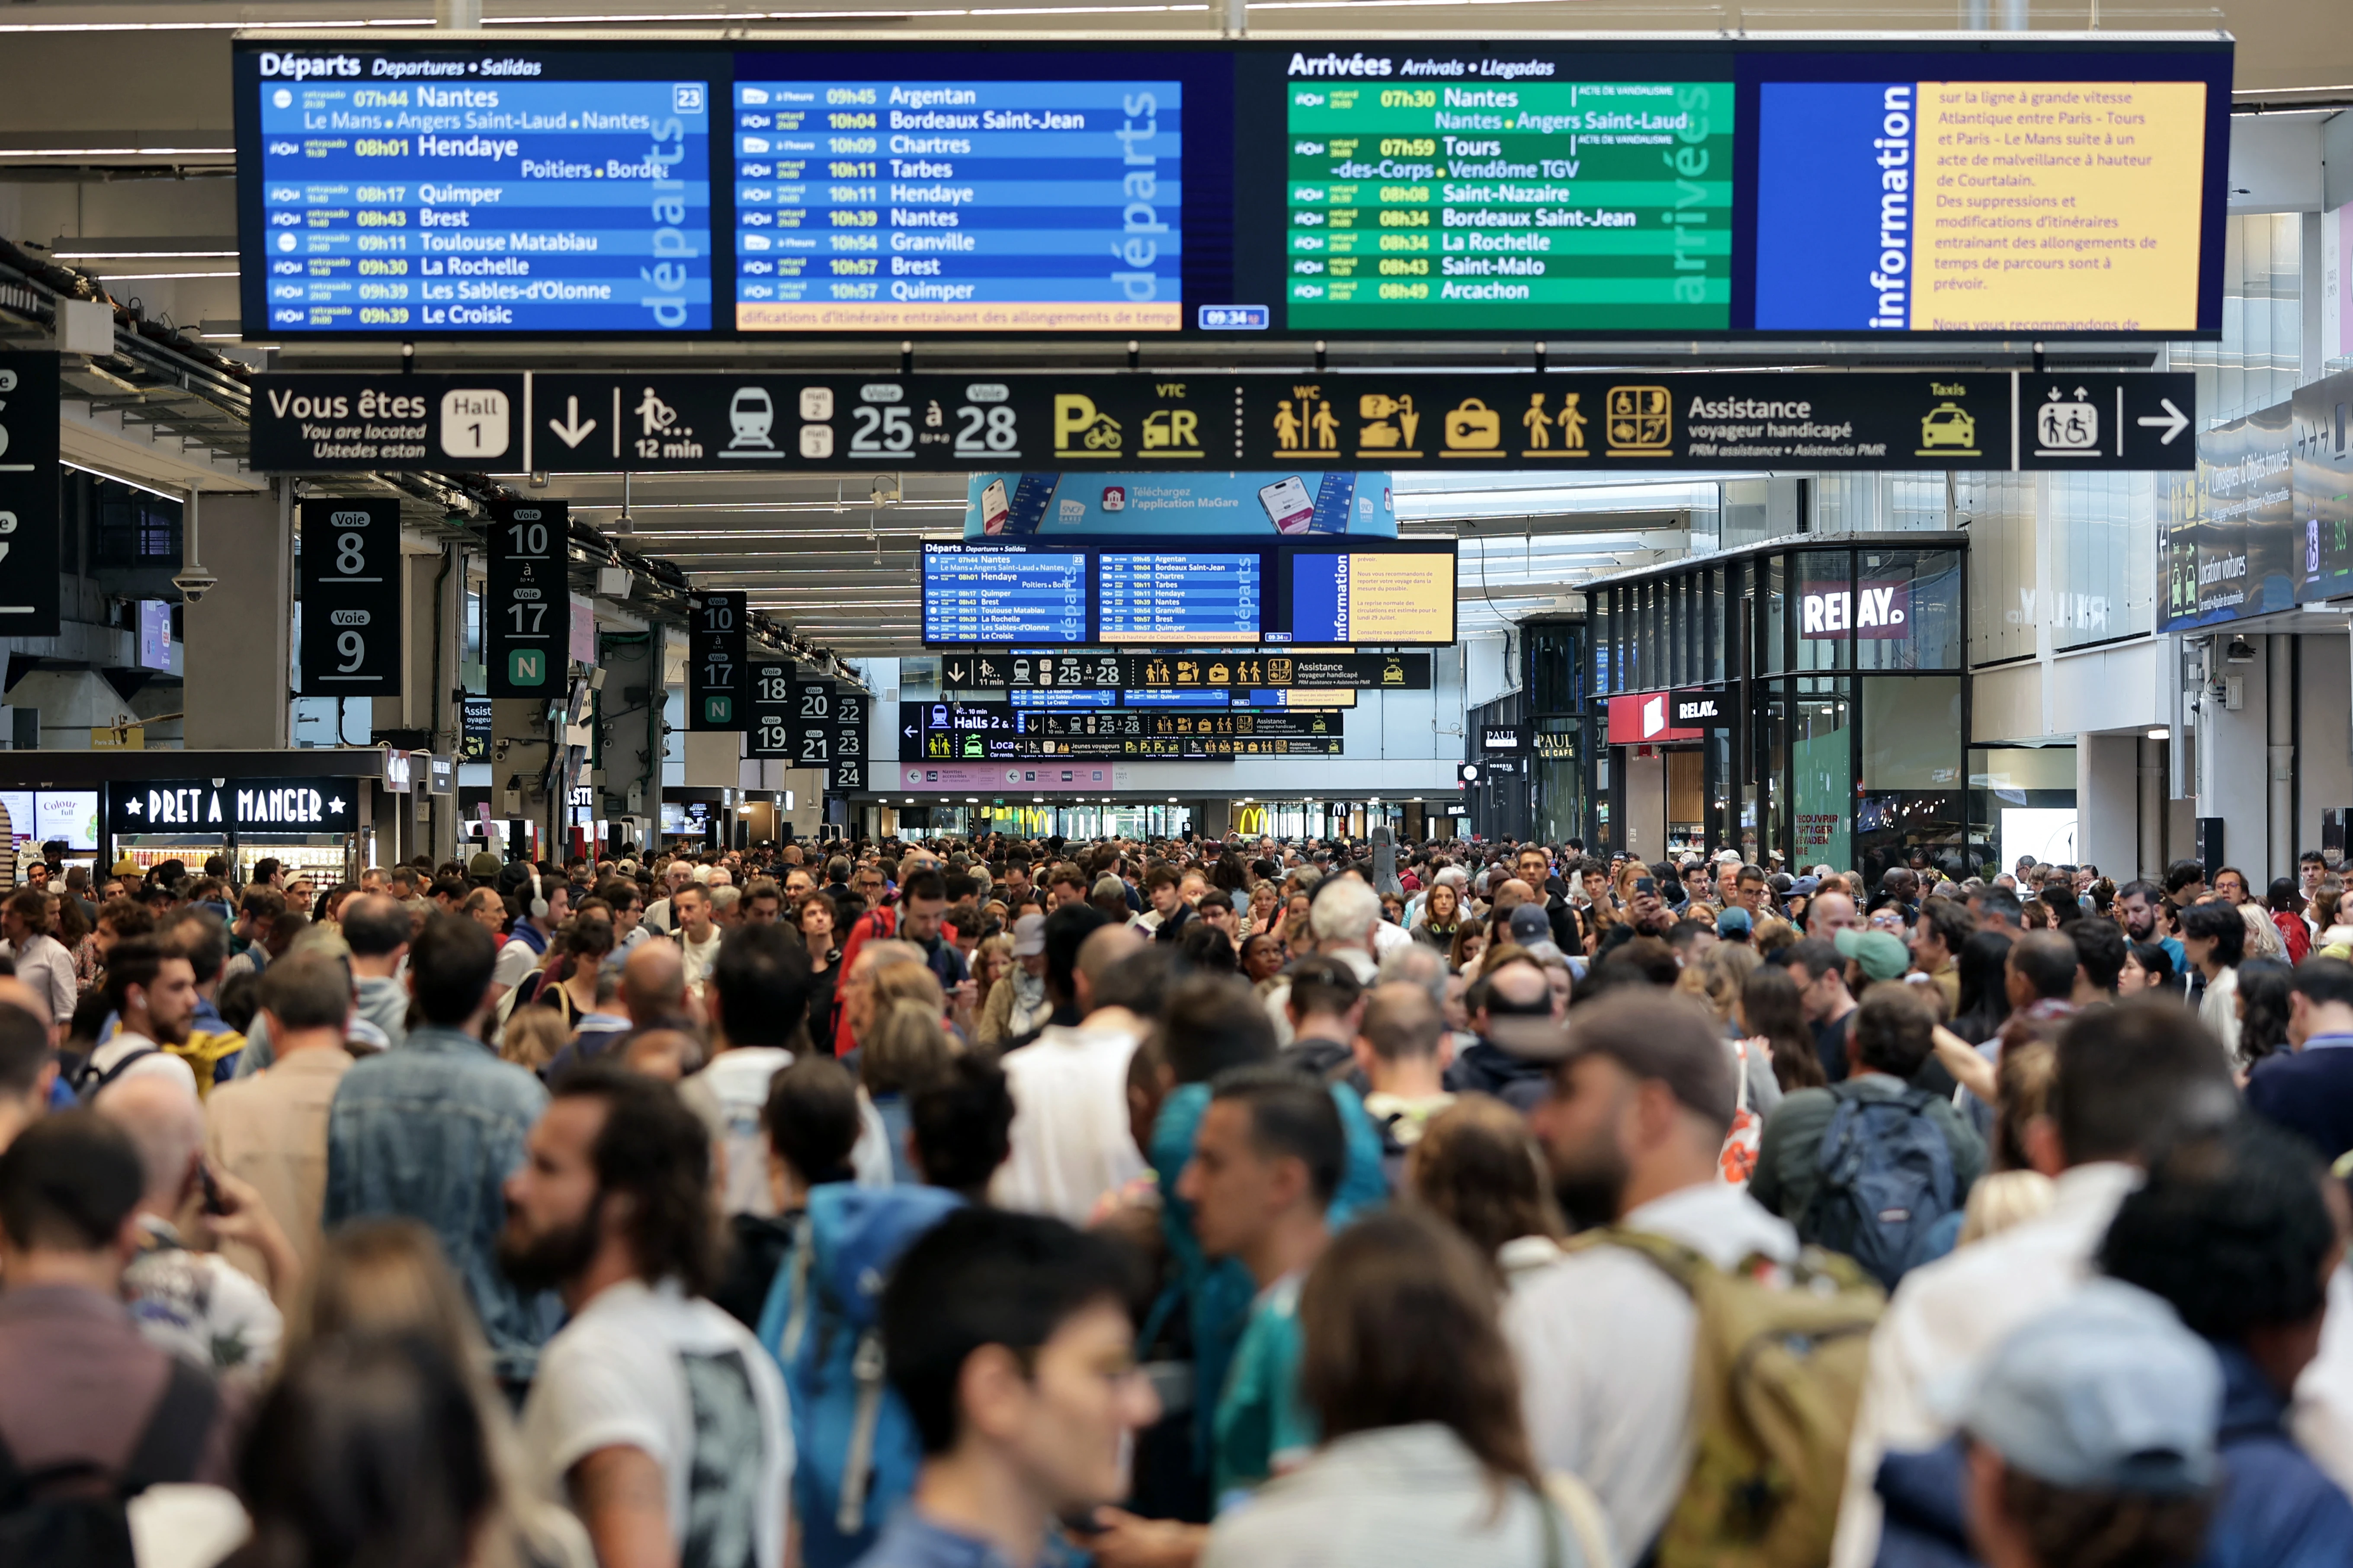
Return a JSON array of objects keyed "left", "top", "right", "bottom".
[{"left": 106, "top": 778, "right": 361, "bottom": 835}]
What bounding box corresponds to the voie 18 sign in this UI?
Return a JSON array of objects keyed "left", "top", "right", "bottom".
[{"left": 106, "top": 777, "right": 362, "bottom": 835}]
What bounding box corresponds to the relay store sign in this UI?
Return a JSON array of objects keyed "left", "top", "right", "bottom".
[
  {"left": 1606, "top": 691, "right": 1706, "bottom": 745},
  {"left": 1801, "top": 581, "right": 1911, "bottom": 638},
  {"left": 1671, "top": 687, "right": 1735, "bottom": 729},
  {"left": 106, "top": 778, "right": 361, "bottom": 835}
]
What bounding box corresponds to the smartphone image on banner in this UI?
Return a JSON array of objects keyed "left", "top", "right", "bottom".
[
  {"left": 979, "top": 479, "right": 1010, "bottom": 534},
  {"left": 1258, "top": 476, "right": 1315, "bottom": 535}
]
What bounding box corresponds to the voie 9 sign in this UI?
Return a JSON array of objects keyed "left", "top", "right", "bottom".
[{"left": 1801, "top": 582, "right": 1911, "bottom": 639}]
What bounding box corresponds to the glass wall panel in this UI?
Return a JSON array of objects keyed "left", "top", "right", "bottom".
[
  {"left": 1857, "top": 675, "right": 1966, "bottom": 886},
  {"left": 1760, "top": 556, "right": 1789, "bottom": 675},
  {"left": 1791, "top": 677, "right": 1853, "bottom": 871},
  {"left": 2043, "top": 472, "right": 2160, "bottom": 652},
  {"left": 1795, "top": 551, "right": 1855, "bottom": 672},
  {"left": 1758, "top": 680, "right": 1790, "bottom": 865},
  {"left": 1854, "top": 548, "right": 1964, "bottom": 671},
  {"left": 1969, "top": 746, "right": 2080, "bottom": 880}
]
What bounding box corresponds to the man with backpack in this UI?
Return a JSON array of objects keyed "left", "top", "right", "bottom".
[
  {"left": 1828, "top": 997, "right": 2239, "bottom": 1568},
  {"left": 0, "top": 1111, "right": 234, "bottom": 1562},
  {"left": 77, "top": 938, "right": 201, "bottom": 1102},
  {"left": 1748, "top": 982, "right": 1985, "bottom": 1287},
  {"left": 1504, "top": 989, "right": 1879, "bottom": 1565}
]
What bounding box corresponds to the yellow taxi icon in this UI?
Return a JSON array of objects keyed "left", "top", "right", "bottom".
[{"left": 1920, "top": 403, "right": 1976, "bottom": 450}]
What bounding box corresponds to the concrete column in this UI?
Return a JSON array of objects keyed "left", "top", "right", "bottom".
[
  {"left": 2137, "top": 735, "right": 2168, "bottom": 884},
  {"left": 2077, "top": 733, "right": 2138, "bottom": 883},
  {"left": 595, "top": 628, "right": 662, "bottom": 844},
  {"left": 2299, "top": 630, "right": 2352, "bottom": 854},
  {"left": 2270, "top": 634, "right": 2295, "bottom": 886},
  {"left": 183, "top": 484, "right": 292, "bottom": 750},
  {"left": 2194, "top": 642, "right": 2270, "bottom": 885},
  {"left": 490, "top": 696, "right": 556, "bottom": 858}
]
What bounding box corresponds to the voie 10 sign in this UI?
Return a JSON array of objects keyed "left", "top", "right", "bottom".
[
  {"left": 486, "top": 499, "right": 565, "bottom": 698},
  {"left": 236, "top": 35, "right": 2231, "bottom": 343}
]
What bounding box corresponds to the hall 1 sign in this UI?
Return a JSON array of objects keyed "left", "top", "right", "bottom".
[
  {"left": 106, "top": 777, "right": 362, "bottom": 835},
  {"left": 486, "top": 499, "right": 565, "bottom": 698},
  {"left": 1670, "top": 687, "right": 1737, "bottom": 730}
]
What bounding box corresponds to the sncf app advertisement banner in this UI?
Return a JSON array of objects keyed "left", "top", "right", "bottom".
[
  {"left": 962, "top": 471, "right": 1396, "bottom": 538},
  {"left": 236, "top": 36, "right": 2230, "bottom": 341}
]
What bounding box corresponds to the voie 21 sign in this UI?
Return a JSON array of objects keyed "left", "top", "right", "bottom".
[{"left": 106, "top": 777, "right": 362, "bottom": 835}]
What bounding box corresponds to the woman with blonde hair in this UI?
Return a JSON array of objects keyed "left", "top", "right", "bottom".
[
  {"left": 862, "top": 995, "right": 955, "bottom": 1184},
  {"left": 288, "top": 1219, "right": 592, "bottom": 1568},
  {"left": 498, "top": 1007, "right": 570, "bottom": 1074},
  {"left": 1676, "top": 940, "right": 1760, "bottom": 1026}
]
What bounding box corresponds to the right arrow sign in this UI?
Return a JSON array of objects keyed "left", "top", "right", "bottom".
[{"left": 2015, "top": 371, "right": 2197, "bottom": 471}]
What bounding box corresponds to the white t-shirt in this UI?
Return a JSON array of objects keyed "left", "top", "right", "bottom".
[
  {"left": 85, "top": 1031, "right": 201, "bottom": 1100},
  {"left": 494, "top": 931, "right": 546, "bottom": 995},
  {"left": 681, "top": 927, "right": 723, "bottom": 990},
  {"left": 681, "top": 1047, "right": 795, "bottom": 1216},
  {"left": 520, "top": 1277, "right": 792, "bottom": 1568},
  {"left": 990, "top": 1021, "right": 1146, "bottom": 1224}
]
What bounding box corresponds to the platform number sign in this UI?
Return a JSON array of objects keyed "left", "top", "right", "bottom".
[
  {"left": 794, "top": 679, "right": 832, "bottom": 769},
  {"left": 0, "top": 353, "right": 61, "bottom": 637},
  {"left": 747, "top": 659, "right": 796, "bottom": 758},
  {"left": 830, "top": 688, "right": 867, "bottom": 793},
  {"left": 487, "top": 499, "right": 564, "bottom": 698},
  {"left": 298, "top": 497, "right": 402, "bottom": 695},
  {"left": 687, "top": 591, "right": 747, "bottom": 732}
]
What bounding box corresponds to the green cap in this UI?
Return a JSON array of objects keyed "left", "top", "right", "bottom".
[{"left": 1835, "top": 926, "right": 1912, "bottom": 983}]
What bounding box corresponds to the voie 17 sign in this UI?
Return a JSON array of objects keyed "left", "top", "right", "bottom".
[
  {"left": 487, "top": 499, "right": 565, "bottom": 698},
  {"left": 687, "top": 591, "right": 746, "bottom": 731},
  {"left": 106, "top": 777, "right": 361, "bottom": 835},
  {"left": 0, "top": 352, "right": 62, "bottom": 638}
]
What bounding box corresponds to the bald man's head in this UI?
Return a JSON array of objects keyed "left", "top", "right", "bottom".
[
  {"left": 1075, "top": 923, "right": 1144, "bottom": 1013},
  {"left": 1491, "top": 878, "right": 1536, "bottom": 915},
  {"left": 1483, "top": 958, "right": 1553, "bottom": 1020},
  {"left": 93, "top": 1073, "right": 203, "bottom": 1214},
  {"left": 1806, "top": 890, "right": 1859, "bottom": 938},
  {"left": 622, "top": 937, "right": 687, "bottom": 1024}
]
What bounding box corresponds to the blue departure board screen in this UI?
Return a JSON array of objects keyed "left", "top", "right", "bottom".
[
  {"left": 922, "top": 544, "right": 1087, "bottom": 645},
  {"left": 731, "top": 74, "right": 1181, "bottom": 333},
  {"left": 1097, "top": 553, "right": 1260, "bottom": 643},
  {"left": 241, "top": 45, "right": 716, "bottom": 334}
]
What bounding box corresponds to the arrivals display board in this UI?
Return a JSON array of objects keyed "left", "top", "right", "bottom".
[
  {"left": 236, "top": 36, "right": 2230, "bottom": 341},
  {"left": 902, "top": 701, "right": 1342, "bottom": 759},
  {"left": 917, "top": 537, "right": 1458, "bottom": 648}
]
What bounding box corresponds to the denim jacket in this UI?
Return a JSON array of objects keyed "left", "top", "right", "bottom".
[{"left": 324, "top": 1024, "right": 550, "bottom": 1383}]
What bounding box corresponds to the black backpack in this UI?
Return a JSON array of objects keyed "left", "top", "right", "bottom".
[{"left": 0, "top": 1358, "right": 219, "bottom": 1568}]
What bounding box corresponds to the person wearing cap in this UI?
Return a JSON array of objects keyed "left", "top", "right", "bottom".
[
  {"left": 1503, "top": 989, "right": 1800, "bottom": 1557},
  {"left": 1715, "top": 906, "right": 1754, "bottom": 946},
  {"left": 465, "top": 849, "right": 503, "bottom": 887},
  {"left": 1836, "top": 925, "right": 1913, "bottom": 994},
  {"left": 1874, "top": 1277, "right": 2222, "bottom": 1568},
  {"left": 976, "top": 911, "right": 1051, "bottom": 1049},
  {"left": 1829, "top": 999, "right": 2239, "bottom": 1568}
]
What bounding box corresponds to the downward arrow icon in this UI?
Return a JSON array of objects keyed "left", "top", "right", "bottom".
[
  {"left": 2135, "top": 398, "right": 2190, "bottom": 445},
  {"left": 548, "top": 396, "right": 597, "bottom": 449}
]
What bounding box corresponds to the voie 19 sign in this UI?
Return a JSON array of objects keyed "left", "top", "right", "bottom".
[
  {"left": 106, "top": 777, "right": 362, "bottom": 835},
  {"left": 1801, "top": 582, "right": 1911, "bottom": 639}
]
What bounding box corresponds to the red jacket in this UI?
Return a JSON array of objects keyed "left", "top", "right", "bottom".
[{"left": 832, "top": 904, "right": 895, "bottom": 1054}]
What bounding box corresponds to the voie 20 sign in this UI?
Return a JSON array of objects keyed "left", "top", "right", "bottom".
[{"left": 1801, "top": 582, "right": 1911, "bottom": 638}]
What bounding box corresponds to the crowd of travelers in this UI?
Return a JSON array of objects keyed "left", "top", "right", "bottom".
[{"left": 2, "top": 828, "right": 2351, "bottom": 1568}]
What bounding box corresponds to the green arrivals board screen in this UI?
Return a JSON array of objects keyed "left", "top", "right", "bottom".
[{"left": 1284, "top": 77, "right": 1733, "bottom": 332}]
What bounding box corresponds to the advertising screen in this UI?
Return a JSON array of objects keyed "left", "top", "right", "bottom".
[
  {"left": 236, "top": 35, "right": 2229, "bottom": 340},
  {"left": 920, "top": 538, "right": 1455, "bottom": 647}
]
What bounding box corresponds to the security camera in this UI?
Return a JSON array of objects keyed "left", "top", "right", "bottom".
[
  {"left": 2225, "top": 636, "right": 2257, "bottom": 665},
  {"left": 172, "top": 568, "right": 220, "bottom": 603}
]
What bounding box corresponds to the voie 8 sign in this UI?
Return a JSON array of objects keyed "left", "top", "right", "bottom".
[{"left": 300, "top": 498, "right": 402, "bottom": 695}]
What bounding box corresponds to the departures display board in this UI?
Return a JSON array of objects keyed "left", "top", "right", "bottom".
[
  {"left": 918, "top": 538, "right": 1458, "bottom": 649},
  {"left": 236, "top": 35, "right": 2230, "bottom": 341}
]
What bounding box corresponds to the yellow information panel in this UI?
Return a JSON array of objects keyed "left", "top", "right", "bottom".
[
  {"left": 1911, "top": 80, "right": 2206, "bottom": 333},
  {"left": 1342, "top": 552, "right": 1456, "bottom": 644}
]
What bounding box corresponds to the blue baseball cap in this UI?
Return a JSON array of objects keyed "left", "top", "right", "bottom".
[
  {"left": 1715, "top": 906, "right": 1753, "bottom": 936},
  {"left": 1949, "top": 1280, "right": 2220, "bottom": 1494}
]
